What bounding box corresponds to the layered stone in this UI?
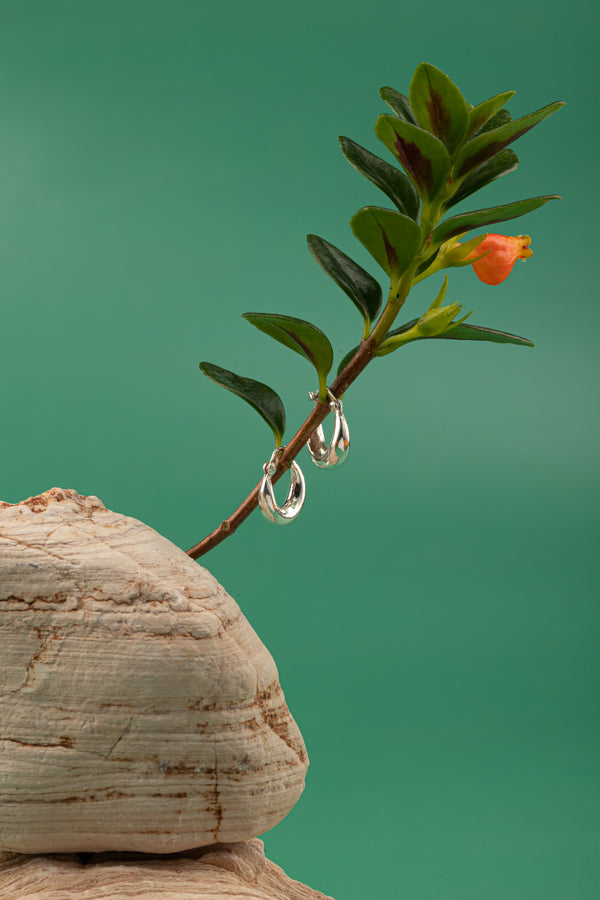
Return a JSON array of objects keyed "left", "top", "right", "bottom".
[
  {"left": 0, "top": 489, "right": 308, "bottom": 853},
  {"left": 0, "top": 839, "right": 334, "bottom": 899}
]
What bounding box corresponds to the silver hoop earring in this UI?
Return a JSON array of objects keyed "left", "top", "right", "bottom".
[
  {"left": 307, "top": 388, "right": 350, "bottom": 469},
  {"left": 258, "top": 448, "right": 306, "bottom": 525}
]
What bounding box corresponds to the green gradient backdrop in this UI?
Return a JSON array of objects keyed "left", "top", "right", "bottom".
[{"left": 1, "top": 2, "right": 598, "bottom": 897}]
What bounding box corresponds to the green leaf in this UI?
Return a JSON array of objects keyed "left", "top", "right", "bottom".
[
  {"left": 375, "top": 115, "right": 451, "bottom": 200},
  {"left": 199, "top": 362, "right": 286, "bottom": 444},
  {"left": 242, "top": 312, "right": 334, "bottom": 391},
  {"left": 379, "top": 87, "right": 417, "bottom": 124},
  {"left": 474, "top": 108, "right": 512, "bottom": 136},
  {"left": 445, "top": 149, "right": 519, "bottom": 209},
  {"left": 455, "top": 100, "right": 565, "bottom": 179},
  {"left": 434, "top": 323, "right": 534, "bottom": 347},
  {"left": 409, "top": 62, "right": 470, "bottom": 153},
  {"left": 307, "top": 234, "right": 382, "bottom": 325},
  {"left": 350, "top": 206, "right": 421, "bottom": 277},
  {"left": 377, "top": 319, "right": 533, "bottom": 353},
  {"left": 431, "top": 194, "right": 561, "bottom": 247},
  {"left": 467, "top": 91, "right": 515, "bottom": 138},
  {"left": 339, "top": 136, "right": 420, "bottom": 220}
]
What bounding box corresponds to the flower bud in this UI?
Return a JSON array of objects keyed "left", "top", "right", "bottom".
[
  {"left": 467, "top": 233, "right": 533, "bottom": 285},
  {"left": 416, "top": 301, "right": 462, "bottom": 337}
]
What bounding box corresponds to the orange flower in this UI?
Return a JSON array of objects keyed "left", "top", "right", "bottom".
[{"left": 468, "top": 234, "right": 533, "bottom": 285}]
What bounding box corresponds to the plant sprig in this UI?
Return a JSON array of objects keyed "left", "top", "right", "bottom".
[{"left": 188, "top": 62, "right": 564, "bottom": 559}]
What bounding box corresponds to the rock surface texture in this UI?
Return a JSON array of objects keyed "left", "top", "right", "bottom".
[
  {"left": 0, "top": 839, "right": 334, "bottom": 899},
  {"left": 0, "top": 489, "right": 308, "bottom": 853}
]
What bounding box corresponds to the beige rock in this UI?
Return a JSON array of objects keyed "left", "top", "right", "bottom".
[
  {"left": 0, "top": 489, "right": 308, "bottom": 854},
  {"left": 0, "top": 839, "right": 335, "bottom": 899}
]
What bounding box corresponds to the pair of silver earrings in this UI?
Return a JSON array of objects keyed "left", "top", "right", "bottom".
[{"left": 258, "top": 388, "right": 350, "bottom": 525}]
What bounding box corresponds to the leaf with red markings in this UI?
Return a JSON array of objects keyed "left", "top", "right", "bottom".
[
  {"left": 455, "top": 101, "right": 565, "bottom": 180},
  {"left": 467, "top": 91, "right": 515, "bottom": 139},
  {"left": 409, "top": 63, "right": 470, "bottom": 153},
  {"left": 350, "top": 206, "right": 421, "bottom": 278},
  {"left": 375, "top": 115, "right": 450, "bottom": 200},
  {"left": 431, "top": 195, "right": 561, "bottom": 247}
]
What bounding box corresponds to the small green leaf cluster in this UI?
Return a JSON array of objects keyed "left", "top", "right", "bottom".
[{"left": 200, "top": 63, "right": 563, "bottom": 445}]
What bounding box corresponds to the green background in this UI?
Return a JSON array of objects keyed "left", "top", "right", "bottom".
[{"left": 1, "top": 2, "right": 598, "bottom": 897}]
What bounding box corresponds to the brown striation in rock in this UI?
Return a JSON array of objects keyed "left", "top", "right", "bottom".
[
  {"left": 0, "top": 839, "right": 335, "bottom": 898},
  {"left": 0, "top": 489, "right": 308, "bottom": 853}
]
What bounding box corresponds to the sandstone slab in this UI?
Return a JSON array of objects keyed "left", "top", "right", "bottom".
[
  {"left": 0, "top": 489, "right": 308, "bottom": 853},
  {"left": 0, "top": 839, "right": 335, "bottom": 899}
]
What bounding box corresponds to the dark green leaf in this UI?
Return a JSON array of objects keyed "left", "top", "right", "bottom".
[
  {"left": 199, "top": 362, "right": 286, "bottom": 443},
  {"left": 409, "top": 62, "right": 470, "bottom": 153},
  {"left": 375, "top": 115, "right": 451, "bottom": 200},
  {"left": 455, "top": 101, "right": 565, "bottom": 179},
  {"left": 474, "top": 108, "right": 512, "bottom": 137},
  {"left": 467, "top": 91, "right": 515, "bottom": 138},
  {"left": 445, "top": 149, "right": 519, "bottom": 209},
  {"left": 379, "top": 87, "right": 417, "bottom": 124},
  {"left": 350, "top": 206, "right": 421, "bottom": 277},
  {"left": 337, "top": 345, "right": 360, "bottom": 377},
  {"left": 339, "top": 136, "right": 420, "bottom": 220},
  {"left": 307, "top": 234, "right": 382, "bottom": 324},
  {"left": 242, "top": 312, "right": 333, "bottom": 384},
  {"left": 431, "top": 194, "right": 561, "bottom": 246},
  {"left": 434, "top": 323, "right": 534, "bottom": 347},
  {"left": 380, "top": 319, "right": 533, "bottom": 349}
]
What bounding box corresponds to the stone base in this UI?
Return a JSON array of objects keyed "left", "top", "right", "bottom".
[
  {"left": 0, "top": 839, "right": 334, "bottom": 899},
  {"left": 0, "top": 489, "right": 308, "bottom": 853}
]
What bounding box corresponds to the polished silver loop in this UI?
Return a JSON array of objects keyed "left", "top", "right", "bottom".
[
  {"left": 258, "top": 447, "right": 306, "bottom": 525},
  {"left": 307, "top": 388, "right": 350, "bottom": 469}
]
